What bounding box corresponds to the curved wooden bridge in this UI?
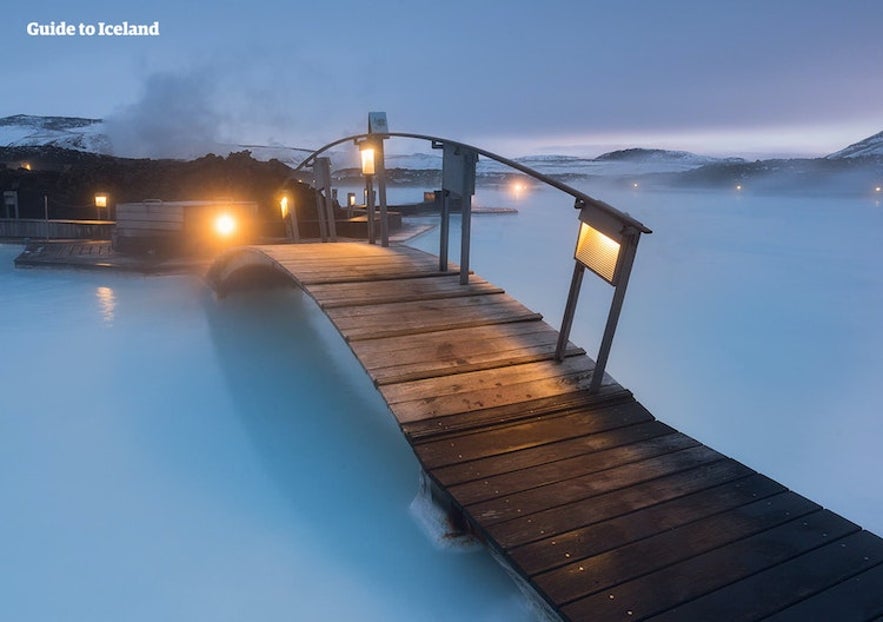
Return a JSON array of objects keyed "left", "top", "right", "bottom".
[{"left": 208, "top": 242, "right": 883, "bottom": 622}]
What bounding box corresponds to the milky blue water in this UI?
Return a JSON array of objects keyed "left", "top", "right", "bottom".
[{"left": 2, "top": 185, "right": 881, "bottom": 621}]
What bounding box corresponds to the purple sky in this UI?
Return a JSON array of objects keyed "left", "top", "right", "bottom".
[{"left": 3, "top": 0, "right": 882, "bottom": 157}]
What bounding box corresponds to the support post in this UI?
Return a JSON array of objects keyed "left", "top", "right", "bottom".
[
  {"left": 366, "top": 177, "right": 376, "bottom": 244},
  {"left": 439, "top": 190, "right": 450, "bottom": 271},
  {"left": 459, "top": 192, "right": 472, "bottom": 285},
  {"left": 555, "top": 262, "right": 585, "bottom": 361},
  {"left": 377, "top": 140, "right": 389, "bottom": 247},
  {"left": 589, "top": 235, "right": 638, "bottom": 393}
]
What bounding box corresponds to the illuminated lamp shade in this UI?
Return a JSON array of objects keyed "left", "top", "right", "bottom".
[
  {"left": 360, "top": 147, "right": 375, "bottom": 176},
  {"left": 94, "top": 193, "right": 108, "bottom": 208},
  {"left": 280, "top": 196, "right": 289, "bottom": 218},
  {"left": 574, "top": 205, "right": 626, "bottom": 285}
]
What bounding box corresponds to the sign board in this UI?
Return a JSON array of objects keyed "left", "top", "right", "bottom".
[
  {"left": 442, "top": 144, "right": 478, "bottom": 197},
  {"left": 368, "top": 112, "right": 389, "bottom": 134}
]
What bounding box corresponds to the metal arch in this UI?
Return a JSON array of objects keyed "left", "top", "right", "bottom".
[{"left": 292, "top": 131, "right": 652, "bottom": 235}]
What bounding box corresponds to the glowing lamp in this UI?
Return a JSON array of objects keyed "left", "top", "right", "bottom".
[
  {"left": 876, "top": 186, "right": 881, "bottom": 193},
  {"left": 360, "top": 147, "right": 376, "bottom": 176},
  {"left": 573, "top": 203, "right": 630, "bottom": 286},
  {"left": 94, "top": 193, "right": 108, "bottom": 208},
  {"left": 280, "top": 196, "right": 289, "bottom": 218},
  {"left": 347, "top": 192, "right": 356, "bottom": 207},
  {"left": 214, "top": 213, "right": 236, "bottom": 237},
  {"left": 556, "top": 198, "right": 650, "bottom": 393},
  {"left": 736, "top": 184, "right": 743, "bottom": 191}
]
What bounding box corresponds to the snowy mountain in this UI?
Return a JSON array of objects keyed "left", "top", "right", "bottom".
[
  {"left": 826, "top": 131, "right": 883, "bottom": 159},
  {"left": 0, "top": 114, "right": 110, "bottom": 153}
]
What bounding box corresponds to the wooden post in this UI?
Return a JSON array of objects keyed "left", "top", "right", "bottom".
[
  {"left": 439, "top": 190, "right": 450, "bottom": 271},
  {"left": 555, "top": 262, "right": 585, "bottom": 361}
]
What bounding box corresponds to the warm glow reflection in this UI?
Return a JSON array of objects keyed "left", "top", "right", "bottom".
[
  {"left": 94, "top": 194, "right": 108, "bottom": 208},
  {"left": 575, "top": 222, "right": 621, "bottom": 284},
  {"left": 360, "top": 148, "right": 376, "bottom": 175},
  {"left": 280, "top": 196, "right": 289, "bottom": 218},
  {"left": 96, "top": 286, "right": 116, "bottom": 324},
  {"left": 23, "top": 163, "right": 31, "bottom": 171},
  {"left": 214, "top": 213, "right": 236, "bottom": 237}
]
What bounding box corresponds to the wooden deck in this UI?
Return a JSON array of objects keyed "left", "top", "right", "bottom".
[{"left": 207, "top": 242, "right": 883, "bottom": 622}]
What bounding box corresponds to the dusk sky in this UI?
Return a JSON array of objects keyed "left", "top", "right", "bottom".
[{"left": 3, "top": 0, "right": 882, "bottom": 158}]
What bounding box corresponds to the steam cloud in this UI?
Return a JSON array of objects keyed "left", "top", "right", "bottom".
[{"left": 104, "top": 68, "right": 231, "bottom": 159}]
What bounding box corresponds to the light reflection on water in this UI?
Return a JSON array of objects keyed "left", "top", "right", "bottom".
[{"left": 96, "top": 286, "right": 116, "bottom": 325}]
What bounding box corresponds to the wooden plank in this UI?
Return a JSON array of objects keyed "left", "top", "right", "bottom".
[
  {"left": 485, "top": 459, "right": 754, "bottom": 549},
  {"left": 309, "top": 276, "right": 503, "bottom": 307},
  {"left": 381, "top": 356, "right": 593, "bottom": 405},
  {"left": 510, "top": 473, "right": 786, "bottom": 576},
  {"left": 402, "top": 386, "right": 633, "bottom": 442},
  {"left": 350, "top": 321, "right": 564, "bottom": 366},
  {"left": 533, "top": 491, "right": 820, "bottom": 606},
  {"left": 325, "top": 293, "right": 529, "bottom": 320},
  {"left": 428, "top": 420, "right": 673, "bottom": 485},
  {"left": 466, "top": 445, "right": 724, "bottom": 526},
  {"left": 449, "top": 432, "right": 700, "bottom": 506},
  {"left": 336, "top": 306, "right": 542, "bottom": 341},
  {"left": 389, "top": 358, "right": 613, "bottom": 423},
  {"left": 647, "top": 530, "right": 883, "bottom": 621},
  {"left": 762, "top": 560, "right": 883, "bottom": 622},
  {"left": 560, "top": 509, "right": 859, "bottom": 622}
]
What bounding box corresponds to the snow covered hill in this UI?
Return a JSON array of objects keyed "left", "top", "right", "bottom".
[
  {"left": 826, "top": 131, "right": 883, "bottom": 159},
  {"left": 0, "top": 114, "right": 110, "bottom": 153}
]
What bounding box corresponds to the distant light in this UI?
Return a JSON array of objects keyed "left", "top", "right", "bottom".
[
  {"left": 632, "top": 182, "right": 639, "bottom": 189},
  {"left": 94, "top": 193, "right": 108, "bottom": 208},
  {"left": 22, "top": 162, "right": 31, "bottom": 171},
  {"left": 347, "top": 192, "right": 356, "bottom": 207},
  {"left": 280, "top": 196, "right": 289, "bottom": 218},
  {"left": 360, "top": 147, "right": 375, "bottom": 176},
  {"left": 214, "top": 213, "right": 236, "bottom": 237},
  {"left": 736, "top": 184, "right": 743, "bottom": 191},
  {"left": 876, "top": 186, "right": 881, "bottom": 193}
]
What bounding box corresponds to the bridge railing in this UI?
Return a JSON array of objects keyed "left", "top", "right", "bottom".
[{"left": 292, "top": 131, "right": 652, "bottom": 393}]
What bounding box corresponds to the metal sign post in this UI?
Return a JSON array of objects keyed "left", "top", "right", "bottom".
[
  {"left": 312, "top": 157, "right": 337, "bottom": 242},
  {"left": 555, "top": 199, "right": 647, "bottom": 393},
  {"left": 440, "top": 143, "right": 478, "bottom": 284},
  {"left": 368, "top": 112, "right": 390, "bottom": 247}
]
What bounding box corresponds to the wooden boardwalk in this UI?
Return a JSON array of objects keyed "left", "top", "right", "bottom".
[{"left": 208, "top": 242, "right": 883, "bottom": 622}]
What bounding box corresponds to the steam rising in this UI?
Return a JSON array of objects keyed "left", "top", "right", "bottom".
[{"left": 104, "top": 68, "right": 231, "bottom": 159}]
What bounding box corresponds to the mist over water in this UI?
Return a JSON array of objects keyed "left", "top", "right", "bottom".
[
  {"left": 0, "top": 249, "right": 534, "bottom": 622},
  {"left": 1, "top": 184, "right": 881, "bottom": 620}
]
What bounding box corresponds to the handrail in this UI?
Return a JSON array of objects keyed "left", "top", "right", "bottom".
[{"left": 292, "top": 131, "right": 652, "bottom": 235}]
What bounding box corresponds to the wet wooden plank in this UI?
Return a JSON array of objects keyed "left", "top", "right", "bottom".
[
  {"left": 449, "top": 433, "right": 700, "bottom": 507},
  {"left": 560, "top": 510, "right": 859, "bottom": 622},
  {"left": 533, "top": 491, "right": 820, "bottom": 606},
  {"left": 401, "top": 386, "right": 633, "bottom": 442},
  {"left": 647, "top": 530, "right": 883, "bottom": 621},
  {"left": 466, "top": 445, "right": 725, "bottom": 526},
  {"left": 485, "top": 459, "right": 755, "bottom": 549},
  {"left": 427, "top": 419, "right": 673, "bottom": 485},
  {"left": 510, "top": 473, "right": 786, "bottom": 576},
  {"left": 762, "top": 560, "right": 883, "bottom": 622}
]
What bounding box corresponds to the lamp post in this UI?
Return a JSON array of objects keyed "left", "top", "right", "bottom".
[
  {"left": 94, "top": 193, "right": 108, "bottom": 220},
  {"left": 555, "top": 198, "right": 650, "bottom": 393},
  {"left": 360, "top": 143, "right": 377, "bottom": 244}
]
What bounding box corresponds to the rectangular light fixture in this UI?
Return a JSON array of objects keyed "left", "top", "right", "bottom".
[
  {"left": 360, "top": 148, "right": 375, "bottom": 176},
  {"left": 94, "top": 193, "right": 108, "bottom": 208},
  {"left": 575, "top": 221, "right": 621, "bottom": 284},
  {"left": 573, "top": 203, "right": 627, "bottom": 285}
]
